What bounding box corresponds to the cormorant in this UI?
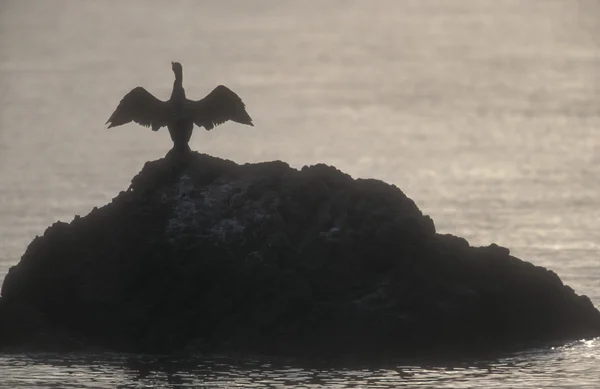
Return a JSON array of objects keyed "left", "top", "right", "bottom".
[{"left": 106, "top": 62, "right": 253, "bottom": 151}]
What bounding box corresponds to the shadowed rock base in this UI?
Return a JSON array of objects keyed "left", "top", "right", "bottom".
[{"left": 1, "top": 152, "right": 599, "bottom": 359}]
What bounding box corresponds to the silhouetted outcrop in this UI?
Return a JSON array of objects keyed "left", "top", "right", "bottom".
[{"left": 1, "top": 153, "right": 599, "bottom": 359}]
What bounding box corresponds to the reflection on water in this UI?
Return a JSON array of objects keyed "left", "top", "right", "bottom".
[{"left": 1, "top": 339, "right": 599, "bottom": 388}]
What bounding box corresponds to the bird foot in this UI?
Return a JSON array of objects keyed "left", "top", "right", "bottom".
[{"left": 165, "top": 144, "right": 192, "bottom": 162}]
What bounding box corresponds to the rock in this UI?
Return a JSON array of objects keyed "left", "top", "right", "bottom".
[{"left": 1, "top": 152, "right": 599, "bottom": 359}]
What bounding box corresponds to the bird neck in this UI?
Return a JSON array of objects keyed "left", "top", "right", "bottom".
[
  {"left": 171, "top": 83, "right": 186, "bottom": 101},
  {"left": 172, "top": 70, "right": 186, "bottom": 101},
  {"left": 173, "top": 80, "right": 183, "bottom": 91},
  {"left": 173, "top": 69, "right": 183, "bottom": 86}
]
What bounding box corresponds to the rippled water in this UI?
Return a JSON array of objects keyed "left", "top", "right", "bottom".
[
  {"left": 1, "top": 0, "right": 600, "bottom": 387},
  {"left": 0, "top": 340, "right": 599, "bottom": 388}
]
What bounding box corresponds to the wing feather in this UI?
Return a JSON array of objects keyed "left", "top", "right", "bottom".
[
  {"left": 106, "top": 87, "right": 169, "bottom": 131},
  {"left": 187, "top": 85, "right": 253, "bottom": 131}
]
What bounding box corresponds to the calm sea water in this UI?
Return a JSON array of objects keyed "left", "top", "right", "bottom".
[{"left": 1, "top": 0, "right": 599, "bottom": 387}]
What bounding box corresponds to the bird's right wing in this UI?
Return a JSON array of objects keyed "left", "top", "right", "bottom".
[
  {"left": 186, "top": 85, "right": 253, "bottom": 131},
  {"left": 106, "top": 87, "right": 170, "bottom": 131}
]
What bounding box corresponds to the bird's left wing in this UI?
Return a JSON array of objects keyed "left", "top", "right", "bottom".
[
  {"left": 186, "top": 85, "right": 253, "bottom": 131},
  {"left": 106, "top": 87, "right": 170, "bottom": 131}
]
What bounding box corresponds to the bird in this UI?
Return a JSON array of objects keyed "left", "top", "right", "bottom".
[{"left": 106, "top": 62, "right": 253, "bottom": 152}]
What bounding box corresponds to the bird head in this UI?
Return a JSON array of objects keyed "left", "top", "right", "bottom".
[{"left": 171, "top": 62, "right": 182, "bottom": 73}]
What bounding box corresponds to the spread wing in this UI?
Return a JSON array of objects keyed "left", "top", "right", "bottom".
[
  {"left": 106, "top": 87, "right": 169, "bottom": 131},
  {"left": 186, "top": 85, "right": 253, "bottom": 131}
]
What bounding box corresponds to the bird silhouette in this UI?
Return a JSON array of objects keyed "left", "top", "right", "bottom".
[{"left": 106, "top": 62, "right": 253, "bottom": 152}]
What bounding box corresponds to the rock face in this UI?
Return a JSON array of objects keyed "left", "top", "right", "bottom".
[{"left": 1, "top": 152, "right": 599, "bottom": 358}]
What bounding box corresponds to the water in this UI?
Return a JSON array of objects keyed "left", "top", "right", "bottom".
[
  {"left": 0, "top": 0, "right": 599, "bottom": 387},
  {"left": 1, "top": 342, "right": 599, "bottom": 388}
]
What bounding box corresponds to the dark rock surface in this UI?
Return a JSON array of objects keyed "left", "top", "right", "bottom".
[{"left": 1, "top": 152, "right": 599, "bottom": 358}]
